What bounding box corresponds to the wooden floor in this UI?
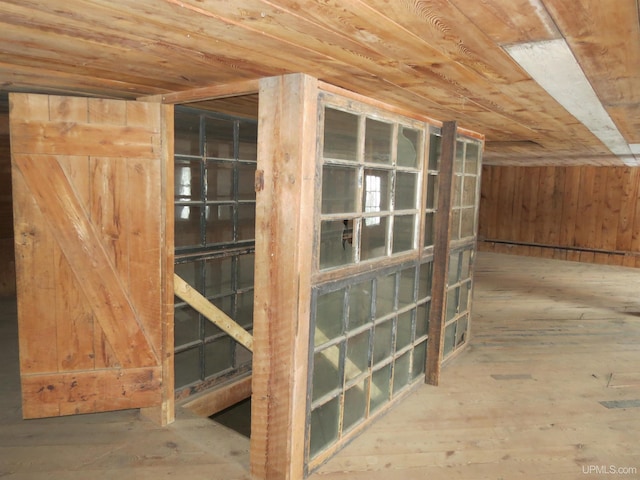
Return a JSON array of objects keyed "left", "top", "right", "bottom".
[{"left": 2, "top": 252, "right": 639, "bottom": 479}]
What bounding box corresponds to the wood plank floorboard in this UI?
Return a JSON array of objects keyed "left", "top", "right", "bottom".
[{"left": 1, "top": 252, "right": 639, "bottom": 479}]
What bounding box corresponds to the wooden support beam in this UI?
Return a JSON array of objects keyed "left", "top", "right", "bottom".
[
  {"left": 173, "top": 273, "right": 253, "bottom": 352},
  {"left": 138, "top": 79, "right": 260, "bottom": 105},
  {"left": 426, "top": 121, "right": 457, "bottom": 386},
  {"left": 182, "top": 374, "right": 252, "bottom": 418},
  {"left": 250, "top": 74, "right": 318, "bottom": 480}
]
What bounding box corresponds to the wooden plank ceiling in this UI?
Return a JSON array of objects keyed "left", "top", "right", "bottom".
[{"left": 0, "top": 0, "right": 638, "bottom": 166}]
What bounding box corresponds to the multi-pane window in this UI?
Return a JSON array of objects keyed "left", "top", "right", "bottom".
[
  {"left": 308, "top": 260, "right": 433, "bottom": 462},
  {"left": 319, "top": 107, "right": 424, "bottom": 270},
  {"left": 451, "top": 139, "right": 481, "bottom": 241},
  {"left": 424, "top": 131, "right": 441, "bottom": 248},
  {"left": 173, "top": 107, "right": 257, "bottom": 394},
  {"left": 443, "top": 246, "right": 474, "bottom": 359}
]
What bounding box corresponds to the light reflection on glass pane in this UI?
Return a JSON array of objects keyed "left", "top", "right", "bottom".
[
  {"left": 370, "top": 364, "right": 391, "bottom": 413},
  {"left": 315, "top": 289, "right": 344, "bottom": 347},
  {"left": 392, "top": 215, "right": 415, "bottom": 254},
  {"left": 345, "top": 329, "right": 371, "bottom": 381},
  {"left": 312, "top": 344, "right": 342, "bottom": 402},
  {"left": 322, "top": 166, "right": 358, "bottom": 214},
  {"left": 393, "top": 351, "right": 411, "bottom": 395},
  {"left": 361, "top": 216, "right": 387, "bottom": 261},
  {"left": 175, "top": 205, "right": 202, "bottom": 247},
  {"left": 175, "top": 162, "right": 202, "bottom": 202},
  {"left": 365, "top": 118, "right": 392, "bottom": 164},
  {"left": 373, "top": 320, "right": 393, "bottom": 365},
  {"left": 363, "top": 169, "right": 390, "bottom": 213},
  {"left": 395, "top": 172, "right": 418, "bottom": 210},
  {"left": 323, "top": 108, "right": 358, "bottom": 161},
  {"left": 343, "top": 380, "right": 367, "bottom": 432},
  {"left": 310, "top": 397, "right": 340, "bottom": 460},
  {"left": 320, "top": 220, "right": 355, "bottom": 269},
  {"left": 397, "top": 127, "right": 419, "bottom": 168},
  {"left": 348, "top": 280, "right": 372, "bottom": 330}
]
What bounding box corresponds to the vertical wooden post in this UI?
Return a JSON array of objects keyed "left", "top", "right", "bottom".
[
  {"left": 426, "top": 121, "right": 457, "bottom": 386},
  {"left": 250, "top": 74, "right": 318, "bottom": 480}
]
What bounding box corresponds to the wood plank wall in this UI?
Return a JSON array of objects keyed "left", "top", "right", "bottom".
[
  {"left": 0, "top": 97, "right": 16, "bottom": 298},
  {"left": 478, "top": 165, "right": 640, "bottom": 268}
]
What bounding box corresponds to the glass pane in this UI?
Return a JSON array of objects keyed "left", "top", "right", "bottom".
[
  {"left": 320, "top": 219, "right": 355, "bottom": 269},
  {"left": 205, "top": 204, "right": 234, "bottom": 244},
  {"left": 428, "top": 134, "right": 441, "bottom": 171},
  {"left": 398, "top": 267, "right": 416, "bottom": 307},
  {"left": 238, "top": 253, "right": 255, "bottom": 290},
  {"left": 315, "top": 289, "right": 345, "bottom": 347},
  {"left": 461, "top": 208, "right": 475, "bottom": 238},
  {"left": 426, "top": 174, "right": 437, "bottom": 209},
  {"left": 411, "top": 341, "right": 427, "bottom": 380},
  {"left": 174, "top": 110, "right": 200, "bottom": 156},
  {"left": 448, "top": 251, "right": 461, "bottom": 285},
  {"left": 372, "top": 320, "right": 393, "bottom": 365},
  {"left": 343, "top": 380, "right": 367, "bottom": 432},
  {"left": 237, "top": 203, "right": 256, "bottom": 241},
  {"left": 454, "top": 140, "right": 465, "bottom": 173},
  {"left": 370, "top": 364, "right": 391, "bottom": 413},
  {"left": 175, "top": 347, "right": 201, "bottom": 388},
  {"left": 395, "top": 172, "right": 418, "bottom": 210},
  {"left": 397, "top": 127, "right": 419, "bottom": 168},
  {"left": 175, "top": 261, "right": 200, "bottom": 291},
  {"left": 348, "top": 280, "right": 372, "bottom": 330},
  {"left": 459, "top": 281, "right": 470, "bottom": 314},
  {"left": 345, "top": 329, "right": 371, "bottom": 381},
  {"left": 418, "top": 261, "right": 432, "bottom": 300},
  {"left": 396, "top": 309, "right": 413, "bottom": 351},
  {"left": 375, "top": 273, "right": 395, "bottom": 319},
  {"left": 453, "top": 174, "right": 462, "bottom": 208},
  {"left": 424, "top": 211, "right": 435, "bottom": 247},
  {"left": 415, "top": 302, "right": 430, "bottom": 339},
  {"left": 450, "top": 208, "right": 461, "bottom": 241},
  {"left": 204, "top": 336, "right": 233, "bottom": 377},
  {"left": 323, "top": 108, "right": 358, "bottom": 161},
  {"left": 364, "top": 118, "right": 392, "bottom": 164},
  {"left": 465, "top": 142, "right": 480, "bottom": 174},
  {"left": 238, "top": 121, "right": 258, "bottom": 161},
  {"left": 393, "top": 351, "right": 411, "bottom": 395},
  {"left": 462, "top": 176, "right": 477, "bottom": 207},
  {"left": 361, "top": 216, "right": 388, "bottom": 261},
  {"left": 206, "top": 161, "right": 233, "bottom": 201},
  {"left": 238, "top": 163, "right": 257, "bottom": 201},
  {"left": 175, "top": 162, "right": 202, "bottom": 202},
  {"left": 322, "top": 165, "right": 358, "bottom": 214},
  {"left": 174, "top": 305, "right": 200, "bottom": 347},
  {"left": 204, "top": 257, "right": 233, "bottom": 297},
  {"left": 312, "top": 345, "right": 342, "bottom": 401},
  {"left": 446, "top": 286, "right": 459, "bottom": 322},
  {"left": 461, "top": 249, "right": 472, "bottom": 279},
  {"left": 205, "top": 117, "right": 234, "bottom": 159},
  {"left": 175, "top": 205, "right": 202, "bottom": 247},
  {"left": 392, "top": 214, "right": 415, "bottom": 254},
  {"left": 444, "top": 322, "right": 456, "bottom": 357},
  {"left": 456, "top": 315, "right": 469, "bottom": 347},
  {"left": 236, "top": 291, "right": 254, "bottom": 328},
  {"left": 309, "top": 396, "right": 340, "bottom": 459},
  {"left": 363, "top": 169, "right": 390, "bottom": 213}
]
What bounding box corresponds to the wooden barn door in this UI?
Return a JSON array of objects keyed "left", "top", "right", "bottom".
[{"left": 9, "top": 93, "right": 174, "bottom": 421}]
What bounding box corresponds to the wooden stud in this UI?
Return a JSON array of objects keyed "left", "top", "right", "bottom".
[{"left": 426, "top": 121, "right": 457, "bottom": 386}]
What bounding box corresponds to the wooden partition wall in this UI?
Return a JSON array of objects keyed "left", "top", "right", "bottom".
[{"left": 478, "top": 165, "right": 640, "bottom": 267}]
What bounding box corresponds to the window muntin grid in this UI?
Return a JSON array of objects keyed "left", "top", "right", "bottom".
[
  {"left": 450, "top": 138, "right": 482, "bottom": 242},
  {"left": 443, "top": 245, "right": 475, "bottom": 360},
  {"left": 173, "top": 107, "right": 257, "bottom": 394},
  {"left": 318, "top": 105, "right": 424, "bottom": 271},
  {"left": 307, "top": 259, "right": 433, "bottom": 463}
]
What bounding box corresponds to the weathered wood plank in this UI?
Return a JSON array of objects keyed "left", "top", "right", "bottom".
[
  {"left": 13, "top": 154, "right": 157, "bottom": 368},
  {"left": 21, "top": 367, "right": 162, "bottom": 418},
  {"left": 183, "top": 374, "right": 252, "bottom": 418}
]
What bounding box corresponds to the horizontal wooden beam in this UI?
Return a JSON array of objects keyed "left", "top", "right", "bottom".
[
  {"left": 182, "top": 374, "right": 252, "bottom": 418},
  {"left": 139, "top": 79, "right": 260, "bottom": 105},
  {"left": 173, "top": 273, "right": 253, "bottom": 352}
]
